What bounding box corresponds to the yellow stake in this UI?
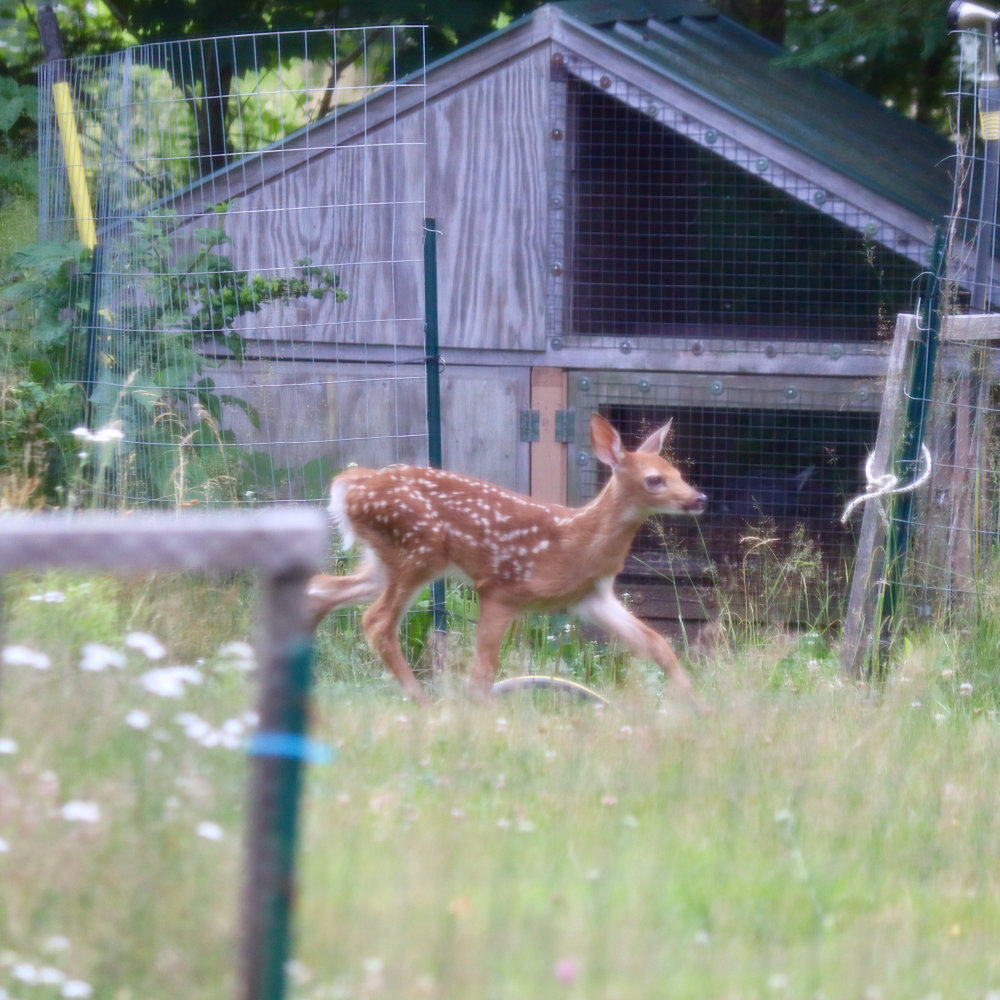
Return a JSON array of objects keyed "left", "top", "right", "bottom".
[
  {"left": 980, "top": 109, "right": 1000, "bottom": 141},
  {"left": 52, "top": 79, "right": 96, "bottom": 250}
]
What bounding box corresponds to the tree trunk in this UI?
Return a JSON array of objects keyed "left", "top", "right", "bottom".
[{"left": 194, "top": 52, "right": 234, "bottom": 176}]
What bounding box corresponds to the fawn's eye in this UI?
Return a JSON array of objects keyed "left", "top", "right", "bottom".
[{"left": 644, "top": 474, "right": 665, "bottom": 490}]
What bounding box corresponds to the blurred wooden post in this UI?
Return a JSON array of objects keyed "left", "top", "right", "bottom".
[{"left": 239, "top": 567, "right": 317, "bottom": 1000}]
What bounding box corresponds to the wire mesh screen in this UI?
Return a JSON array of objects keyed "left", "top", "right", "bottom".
[
  {"left": 37, "top": 26, "right": 428, "bottom": 507},
  {"left": 568, "top": 373, "right": 878, "bottom": 623},
  {"left": 548, "top": 65, "right": 923, "bottom": 355}
]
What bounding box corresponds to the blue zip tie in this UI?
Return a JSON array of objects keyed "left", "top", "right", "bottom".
[{"left": 248, "top": 731, "right": 336, "bottom": 764}]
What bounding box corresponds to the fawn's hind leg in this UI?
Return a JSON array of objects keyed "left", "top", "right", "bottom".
[
  {"left": 468, "top": 594, "right": 518, "bottom": 696},
  {"left": 306, "top": 550, "right": 385, "bottom": 630},
  {"left": 360, "top": 576, "right": 433, "bottom": 706}
]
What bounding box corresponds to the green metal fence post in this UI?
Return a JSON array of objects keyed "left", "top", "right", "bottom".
[
  {"left": 423, "top": 219, "right": 447, "bottom": 634},
  {"left": 878, "top": 229, "right": 947, "bottom": 661}
]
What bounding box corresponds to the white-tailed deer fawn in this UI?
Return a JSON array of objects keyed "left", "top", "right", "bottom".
[{"left": 307, "top": 414, "right": 707, "bottom": 706}]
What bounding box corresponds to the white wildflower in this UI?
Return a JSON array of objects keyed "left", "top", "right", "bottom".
[
  {"left": 196, "top": 821, "right": 225, "bottom": 842},
  {"left": 79, "top": 643, "right": 126, "bottom": 672},
  {"left": 28, "top": 590, "right": 65, "bottom": 603},
  {"left": 73, "top": 424, "right": 123, "bottom": 446},
  {"left": 0, "top": 737, "right": 18, "bottom": 754},
  {"left": 217, "top": 640, "right": 256, "bottom": 671},
  {"left": 60, "top": 801, "right": 101, "bottom": 823},
  {"left": 176, "top": 712, "right": 212, "bottom": 740},
  {"left": 124, "top": 631, "right": 166, "bottom": 660},
  {"left": 90, "top": 426, "right": 124, "bottom": 444},
  {"left": 2, "top": 645, "right": 51, "bottom": 670},
  {"left": 61, "top": 980, "right": 94, "bottom": 998},
  {"left": 12, "top": 962, "right": 38, "bottom": 983},
  {"left": 124, "top": 709, "right": 151, "bottom": 730},
  {"left": 140, "top": 666, "right": 203, "bottom": 698}
]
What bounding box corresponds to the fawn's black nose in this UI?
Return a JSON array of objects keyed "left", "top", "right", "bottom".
[{"left": 687, "top": 492, "right": 708, "bottom": 514}]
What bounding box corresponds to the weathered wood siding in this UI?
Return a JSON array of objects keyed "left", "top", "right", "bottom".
[
  {"left": 221, "top": 116, "right": 428, "bottom": 350},
  {"left": 214, "top": 360, "right": 529, "bottom": 495},
  {"left": 197, "top": 44, "right": 550, "bottom": 355},
  {"left": 425, "top": 46, "right": 550, "bottom": 352}
]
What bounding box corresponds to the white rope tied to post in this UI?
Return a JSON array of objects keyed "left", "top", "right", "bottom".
[{"left": 840, "top": 444, "right": 933, "bottom": 528}]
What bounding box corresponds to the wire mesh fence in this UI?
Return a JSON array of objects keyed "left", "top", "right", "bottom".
[
  {"left": 901, "top": 20, "right": 1000, "bottom": 619},
  {"left": 844, "top": 18, "right": 1000, "bottom": 656},
  {"left": 37, "top": 26, "right": 429, "bottom": 508}
]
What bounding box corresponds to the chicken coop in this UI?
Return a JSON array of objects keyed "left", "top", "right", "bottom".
[{"left": 41, "top": 0, "right": 954, "bottom": 622}]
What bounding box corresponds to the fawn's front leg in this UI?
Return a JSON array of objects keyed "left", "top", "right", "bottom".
[{"left": 576, "top": 579, "right": 701, "bottom": 707}]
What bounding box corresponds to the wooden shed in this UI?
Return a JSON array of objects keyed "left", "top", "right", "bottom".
[{"left": 156, "top": 0, "right": 953, "bottom": 619}]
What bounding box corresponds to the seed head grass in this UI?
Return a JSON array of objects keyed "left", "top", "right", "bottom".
[{"left": 2, "top": 571, "right": 1000, "bottom": 998}]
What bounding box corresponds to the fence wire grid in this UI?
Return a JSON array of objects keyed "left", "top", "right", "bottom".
[{"left": 38, "top": 25, "right": 428, "bottom": 508}]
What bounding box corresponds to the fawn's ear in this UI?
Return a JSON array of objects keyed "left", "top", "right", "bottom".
[
  {"left": 590, "top": 413, "right": 627, "bottom": 468},
  {"left": 636, "top": 419, "right": 673, "bottom": 456}
]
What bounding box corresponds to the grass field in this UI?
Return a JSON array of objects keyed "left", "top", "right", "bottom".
[{"left": 2, "top": 570, "right": 1000, "bottom": 999}]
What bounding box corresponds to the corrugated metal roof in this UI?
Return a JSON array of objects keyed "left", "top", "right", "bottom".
[{"left": 549, "top": 0, "right": 953, "bottom": 224}]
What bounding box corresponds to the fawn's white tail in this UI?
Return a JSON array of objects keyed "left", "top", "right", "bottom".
[{"left": 307, "top": 413, "right": 707, "bottom": 706}]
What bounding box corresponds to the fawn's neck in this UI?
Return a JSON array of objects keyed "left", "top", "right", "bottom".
[{"left": 559, "top": 478, "right": 647, "bottom": 559}]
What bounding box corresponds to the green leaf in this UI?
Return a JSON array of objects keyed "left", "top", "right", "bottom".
[
  {"left": 194, "top": 227, "right": 231, "bottom": 247},
  {"left": 0, "top": 94, "right": 26, "bottom": 133},
  {"left": 218, "top": 392, "right": 260, "bottom": 430}
]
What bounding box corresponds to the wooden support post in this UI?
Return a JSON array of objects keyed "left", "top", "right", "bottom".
[{"left": 840, "top": 315, "right": 919, "bottom": 678}]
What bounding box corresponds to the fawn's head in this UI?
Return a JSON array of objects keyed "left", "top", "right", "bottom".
[{"left": 590, "top": 413, "right": 706, "bottom": 517}]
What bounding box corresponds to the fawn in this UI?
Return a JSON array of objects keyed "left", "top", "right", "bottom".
[{"left": 306, "top": 413, "right": 707, "bottom": 706}]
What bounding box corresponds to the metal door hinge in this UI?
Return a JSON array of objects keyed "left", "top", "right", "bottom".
[
  {"left": 554, "top": 409, "right": 575, "bottom": 443},
  {"left": 519, "top": 409, "right": 540, "bottom": 442}
]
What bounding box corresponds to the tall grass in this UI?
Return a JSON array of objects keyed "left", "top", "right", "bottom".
[{"left": 2, "top": 570, "right": 1000, "bottom": 999}]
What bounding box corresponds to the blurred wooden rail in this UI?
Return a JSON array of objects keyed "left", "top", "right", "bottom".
[{"left": 0, "top": 508, "right": 327, "bottom": 1000}]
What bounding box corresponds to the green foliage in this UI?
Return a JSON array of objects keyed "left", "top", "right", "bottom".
[
  {"left": 0, "top": 200, "right": 346, "bottom": 508},
  {"left": 0, "top": 74, "right": 37, "bottom": 199},
  {"left": 0, "top": 235, "right": 90, "bottom": 507},
  {"left": 0, "top": 0, "right": 136, "bottom": 75},
  {"left": 0, "top": 73, "right": 86, "bottom": 508},
  {"left": 781, "top": 0, "right": 955, "bottom": 130}
]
